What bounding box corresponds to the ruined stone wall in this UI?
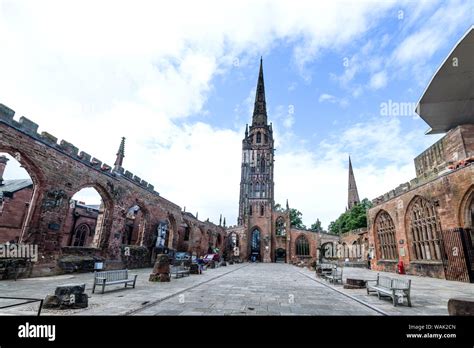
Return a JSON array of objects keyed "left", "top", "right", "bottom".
[
  {"left": 414, "top": 124, "right": 474, "bottom": 179},
  {"left": 289, "top": 228, "right": 318, "bottom": 266},
  {"left": 0, "top": 103, "right": 225, "bottom": 277},
  {"left": 368, "top": 164, "right": 474, "bottom": 279},
  {"left": 339, "top": 228, "right": 368, "bottom": 261},
  {"left": 0, "top": 186, "right": 33, "bottom": 243},
  {"left": 271, "top": 211, "right": 290, "bottom": 262},
  {"left": 61, "top": 204, "right": 98, "bottom": 247}
]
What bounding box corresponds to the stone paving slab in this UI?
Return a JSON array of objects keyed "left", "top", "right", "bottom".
[
  {"left": 133, "top": 263, "right": 380, "bottom": 316},
  {"left": 1, "top": 263, "right": 472, "bottom": 316},
  {"left": 0, "top": 263, "right": 247, "bottom": 315},
  {"left": 298, "top": 266, "right": 474, "bottom": 315}
]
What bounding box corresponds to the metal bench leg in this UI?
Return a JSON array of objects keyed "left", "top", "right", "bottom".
[
  {"left": 102, "top": 283, "right": 106, "bottom": 294},
  {"left": 133, "top": 276, "right": 137, "bottom": 288},
  {"left": 407, "top": 293, "right": 412, "bottom": 307},
  {"left": 92, "top": 282, "right": 96, "bottom": 294}
]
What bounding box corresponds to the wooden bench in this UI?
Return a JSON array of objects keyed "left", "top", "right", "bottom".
[
  {"left": 317, "top": 263, "right": 336, "bottom": 279},
  {"left": 92, "top": 269, "right": 137, "bottom": 294},
  {"left": 170, "top": 264, "right": 190, "bottom": 278},
  {"left": 325, "top": 267, "right": 343, "bottom": 284},
  {"left": 367, "top": 274, "right": 412, "bottom": 307}
]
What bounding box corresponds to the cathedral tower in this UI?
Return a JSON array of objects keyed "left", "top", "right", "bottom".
[{"left": 238, "top": 58, "right": 275, "bottom": 262}]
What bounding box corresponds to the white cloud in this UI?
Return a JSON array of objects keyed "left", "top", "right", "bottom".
[
  {"left": 318, "top": 93, "right": 349, "bottom": 108},
  {"left": 0, "top": 0, "right": 460, "bottom": 228},
  {"left": 368, "top": 71, "right": 388, "bottom": 90},
  {"left": 319, "top": 94, "right": 337, "bottom": 103}
]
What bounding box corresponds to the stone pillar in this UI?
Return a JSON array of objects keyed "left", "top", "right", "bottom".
[
  {"left": 149, "top": 254, "right": 170, "bottom": 282},
  {"left": 0, "top": 155, "right": 9, "bottom": 185},
  {"left": 263, "top": 234, "right": 271, "bottom": 263}
]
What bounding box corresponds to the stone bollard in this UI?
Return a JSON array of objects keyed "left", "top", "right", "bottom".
[
  {"left": 149, "top": 254, "right": 170, "bottom": 282},
  {"left": 448, "top": 297, "right": 474, "bottom": 315},
  {"left": 43, "top": 283, "right": 88, "bottom": 309}
]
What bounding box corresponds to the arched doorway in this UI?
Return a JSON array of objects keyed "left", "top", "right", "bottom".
[
  {"left": 250, "top": 228, "right": 261, "bottom": 261},
  {"left": 275, "top": 248, "right": 286, "bottom": 263},
  {"left": 123, "top": 203, "right": 147, "bottom": 246},
  {"left": 68, "top": 187, "right": 106, "bottom": 248},
  {"left": 0, "top": 153, "right": 35, "bottom": 244}
]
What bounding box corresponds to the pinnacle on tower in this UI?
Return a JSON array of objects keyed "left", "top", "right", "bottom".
[
  {"left": 219, "top": 214, "right": 222, "bottom": 226},
  {"left": 223, "top": 217, "right": 226, "bottom": 227},
  {"left": 286, "top": 199, "right": 289, "bottom": 211},
  {"left": 114, "top": 137, "right": 126, "bottom": 170},
  {"left": 348, "top": 156, "right": 360, "bottom": 210},
  {"left": 252, "top": 57, "right": 268, "bottom": 126}
]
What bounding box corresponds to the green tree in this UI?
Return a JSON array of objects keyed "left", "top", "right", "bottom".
[
  {"left": 274, "top": 203, "right": 285, "bottom": 212},
  {"left": 310, "top": 218, "right": 323, "bottom": 232},
  {"left": 328, "top": 198, "right": 373, "bottom": 235},
  {"left": 290, "top": 208, "right": 306, "bottom": 229}
]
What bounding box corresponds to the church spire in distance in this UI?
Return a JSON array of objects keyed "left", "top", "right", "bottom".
[
  {"left": 347, "top": 156, "right": 360, "bottom": 210},
  {"left": 114, "top": 137, "right": 126, "bottom": 170},
  {"left": 252, "top": 57, "right": 268, "bottom": 126}
]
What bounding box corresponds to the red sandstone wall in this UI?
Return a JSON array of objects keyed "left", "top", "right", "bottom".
[
  {"left": 0, "top": 187, "right": 33, "bottom": 243},
  {"left": 368, "top": 165, "right": 474, "bottom": 279},
  {"left": 0, "top": 107, "right": 226, "bottom": 276}
]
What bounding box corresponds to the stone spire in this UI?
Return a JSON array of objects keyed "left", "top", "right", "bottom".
[
  {"left": 114, "top": 137, "right": 126, "bottom": 170},
  {"left": 252, "top": 57, "right": 267, "bottom": 126},
  {"left": 348, "top": 156, "right": 360, "bottom": 210}
]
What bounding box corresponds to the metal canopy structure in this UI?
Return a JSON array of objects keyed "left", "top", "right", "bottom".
[{"left": 415, "top": 26, "right": 474, "bottom": 134}]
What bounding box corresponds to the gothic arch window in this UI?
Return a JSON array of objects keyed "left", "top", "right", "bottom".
[
  {"left": 255, "top": 182, "right": 260, "bottom": 197},
  {"left": 375, "top": 211, "right": 398, "bottom": 260},
  {"left": 296, "top": 235, "right": 310, "bottom": 256},
  {"left": 184, "top": 225, "right": 190, "bottom": 241},
  {"left": 249, "top": 205, "right": 253, "bottom": 216},
  {"left": 256, "top": 132, "right": 261, "bottom": 143},
  {"left": 72, "top": 224, "right": 90, "bottom": 247},
  {"left": 407, "top": 196, "right": 443, "bottom": 261},
  {"left": 260, "top": 158, "right": 265, "bottom": 173},
  {"left": 276, "top": 217, "right": 286, "bottom": 236},
  {"left": 260, "top": 204, "right": 264, "bottom": 216}
]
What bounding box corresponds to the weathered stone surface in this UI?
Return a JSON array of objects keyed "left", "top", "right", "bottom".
[
  {"left": 0, "top": 108, "right": 227, "bottom": 278},
  {"left": 343, "top": 278, "right": 367, "bottom": 289},
  {"left": 448, "top": 297, "right": 474, "bottom": 316},
  {"left": 44, "top": 283, "right": 88, "bottom": 309},
  {"left": 149, "top": 254, "right": 170, "bottom": 282},
  {"left": 43, "top": 294, "right": 60, "bottom": 309}
]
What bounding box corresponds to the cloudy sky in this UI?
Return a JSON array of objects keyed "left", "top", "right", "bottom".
[{"left": 0, "top": 0, "right": 472, "bottom": 229}]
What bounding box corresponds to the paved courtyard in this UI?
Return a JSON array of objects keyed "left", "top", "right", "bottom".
[{"left": 0, "top": 263, "right": 473, "bottom": 316}]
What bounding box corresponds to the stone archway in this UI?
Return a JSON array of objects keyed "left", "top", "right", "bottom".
[
  {"left": 68, "top": 184, "right": 113, "bottom": 249},
  {"left": 249, "top": 228, "right": 261, "bottom": 261},
  {"left": 0, "top": 148, "right": 46, "bottom": 244}
]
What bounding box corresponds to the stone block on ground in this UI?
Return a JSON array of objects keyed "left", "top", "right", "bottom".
[
  {"left": 448, "top": 297, "right": 474, "bottom": 316},
  {"left": 43, "top": 283, "right": 88, "bottom": 309},
  {"left": 149, "top": 254, "right": 171, "bottom": 282}
]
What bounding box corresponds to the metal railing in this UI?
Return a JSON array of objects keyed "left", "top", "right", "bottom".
[{"left": 0, "top": 296, "right": 43, "bottom": 316}]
